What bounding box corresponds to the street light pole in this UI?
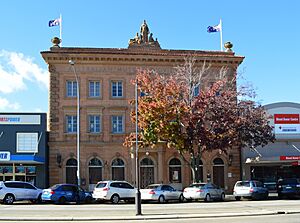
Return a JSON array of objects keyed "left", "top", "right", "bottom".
[
  {"left": 69, "top": 60, "right": 80, "bottom": 186},
  {"left": 135, "top": 80, "right": 142, "bottom": 215}
]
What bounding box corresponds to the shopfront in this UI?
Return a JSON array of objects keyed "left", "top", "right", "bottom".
[
  {"left": 242, "top": 102, "right": 300, "bottom": 191},
  {"left": 0, "top": 113, "right": 48, "bottom": 188}
]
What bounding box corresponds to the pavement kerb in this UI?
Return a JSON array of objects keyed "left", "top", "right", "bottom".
[{"left": 1, "top": 210, "right": 300, "bottom": 221}]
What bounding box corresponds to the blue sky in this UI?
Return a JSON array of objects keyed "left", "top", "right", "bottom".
[{"left": 0, "top": 0, "right": 299, "bottom": 112}]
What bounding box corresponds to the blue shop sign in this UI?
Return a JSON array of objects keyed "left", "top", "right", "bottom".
[{"left": 0, "top": 152, "right": 11, "bottom": 161}]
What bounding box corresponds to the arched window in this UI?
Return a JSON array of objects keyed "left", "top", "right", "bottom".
[
  {"left": 111, "top": 158, "right": 125, "bottom": 180},
  {"left": 213, "top": 158, "right": 225, "bottom": 188},
  {"left": 89, "top": 158, "right": 102, "bottom": 184},
  {"left": 66, "top": 158, "right": 77, "bottom": 184},
  {"left": 140, "top": 158, "right": 154, "bottom": 188},
  {"left": 169, "top": 158, "right": 182, "bottom": 183}
]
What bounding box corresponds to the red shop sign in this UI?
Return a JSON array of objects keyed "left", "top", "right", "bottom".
[
  {"left": 280, "top": 156, "right": 300, "bottom": 160},
  {"left": 274, "top": 114, "right": 300, "bottom": 124}
]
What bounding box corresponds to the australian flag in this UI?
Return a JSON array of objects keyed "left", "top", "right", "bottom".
[
  {"left": 49, "top": 18, "right": 61, "bottom": 27},
  {"left": 207, "top": 23, "right": 221, "bottom": 33}
]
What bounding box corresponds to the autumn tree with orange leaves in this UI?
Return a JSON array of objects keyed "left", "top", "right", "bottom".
[{"left": 124, "top": 57, "right": 274, "bottom": 183}]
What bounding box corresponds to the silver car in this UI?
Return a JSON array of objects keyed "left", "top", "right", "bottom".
[
  {"left": 233, "top": 180, "right": 268, "bottom": 200},
  {"left": 140, "top": 184, "right": 184, "bottom": 203},
  {"left": 183, "top": 182, "right": 225, "bottom": 202},
  {"left": 0, "top": 181, "right": 43, "bottom": 204}
]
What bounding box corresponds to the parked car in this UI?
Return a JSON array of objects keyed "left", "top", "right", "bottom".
[
  {"left": 0, "top": 181, "right": 43, "bottom": 205},
  {"left": 183, "top": 182, "right": 225, "bottom": 202},
  {"left": 140, "top": 184, "right": 184, "bottom": 203},
  {"left": 41, "top": 184, "right": 93, "bottom": 204},
  {"left": 233, "top": 180, "right": 268, "bottom": 200},
  {"left": 92, "top": 181, "right": 136, "bottom": 204},
  {"left": 277, "top": 178, "right": 300, "bottom": 198}
]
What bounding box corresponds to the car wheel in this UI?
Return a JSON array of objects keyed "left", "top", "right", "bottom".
[
  {"left": 36, "top": 194, "right": 42, "bottom": 204},
  {"left": 111, "top": 194, "right": 120, "bottom": 204},
  {"left": 158, "top": 195, "right": 166, "bottom": 203},
  {"left": 178, "top": 194, "right": 184, "bottom": 203},
  {"left": 58, "top": 196, "right": 66, "bottom": 204},
  {"left": 4, "top": 194, "right": 15, "bottom": 205},
  {"left": 205, "top": 194, "right": 211, "bottom": 202},
  {"left": 235, "top": 196, "right": 241, "bottom": 201},
  {"left": 220, "top": 193, "right": 225, "bottom": 201}
]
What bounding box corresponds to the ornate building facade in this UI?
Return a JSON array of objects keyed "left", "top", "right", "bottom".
[{"left": 41, "top": 21, "right": 244, "bottom": 192}]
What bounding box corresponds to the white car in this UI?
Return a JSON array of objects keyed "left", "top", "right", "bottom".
[
  {"left": 0, "top": 181, "right": 43, "bottom": 204},
  {"left": 183, "top": 182, "right": 225, "bottom": 202},
  {"left": 140, "top": 184, "right": 184, "bottom": 203},
  {"left": 92, "top": 181, "right": 136, "bottom": 204}
]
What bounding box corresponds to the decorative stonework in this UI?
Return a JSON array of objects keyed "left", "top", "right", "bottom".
[{"left": 128, "top": 20, "right": 161, "bottom": 49}]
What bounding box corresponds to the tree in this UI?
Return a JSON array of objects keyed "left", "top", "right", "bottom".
[{"left": 124, "top": 57, "right": 275, "bottom": 183}]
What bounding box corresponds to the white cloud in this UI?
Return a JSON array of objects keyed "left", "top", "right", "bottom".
[
  {"left": 0, "top": 50, "right": 49, "bottom": 94},
  {"left": 0, "top": 97, "right": 20, "bottom": 111}
]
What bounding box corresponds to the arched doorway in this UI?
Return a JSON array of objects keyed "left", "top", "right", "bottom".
[
  {"left": 111, "top": 158, "right": 125, "bottom": 180},
  {"left": 88, "top": 158, "right": 102, "bottom": 191},
  {"left": 169, "top": 158, "right": 182, "bottom": 183},
  {"left": 140, "top": 157, "right": 154, "bottom": 188},
  {"left": 213, "top": 158, "right": 225, "bottom": 188},
  {"left": 66, "top": 158, "right": 77, "bottom": 184}
]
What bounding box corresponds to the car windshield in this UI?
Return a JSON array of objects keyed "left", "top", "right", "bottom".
[
  {"left": 96, "top": 182, "right": 107, "bottom": 188},
  {"left": 188, "top": 183, "right": 205, "bottom": 188},
  {"left": 146, "top": 185, "right": 159, "bottom": 189},
  {"left": 253, "top": 181, "right": 264, "bottom": 187},
  {"left": 236, "top": 181, "right": 250, "bottom": 187},
  {"left": 50, "top": 184, "right": 61, "bottom": 190}
]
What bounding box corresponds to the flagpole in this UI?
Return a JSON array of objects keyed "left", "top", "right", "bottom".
[
  {"left": 220, "top": 19, "right": 223, "bottom": 51},
  {"left": 60, "top": 14, "right": 62, "bottom": 47}
]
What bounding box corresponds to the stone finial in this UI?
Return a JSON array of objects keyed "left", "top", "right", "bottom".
[
  {"left": 51, "top": 37, "right": 61, "bottom": 47},
  {"left": 224, "top": 41, "right": 233, "bottom": 52}
]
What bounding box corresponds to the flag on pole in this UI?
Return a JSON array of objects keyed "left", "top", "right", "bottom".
[
  {"left": 48, "top": 18, "right": 61, "bottom": 27},
  {"left": 207, "top": 23, "right": 221, "bottom": 33},
  {"left": 207, "top": 20, "right": 223, "bottom": 51}
]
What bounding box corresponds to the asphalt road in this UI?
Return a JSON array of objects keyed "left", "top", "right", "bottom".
[{"left": 0, "top": 199, "right": 300, "bottom": 222}]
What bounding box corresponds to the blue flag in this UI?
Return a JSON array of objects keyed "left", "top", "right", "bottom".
[
  {"left": 207, "top": 23, "right": 221, "bottom": 33},
  {"left": 49, "top": 18, "right": 61, "bottom": 27}
]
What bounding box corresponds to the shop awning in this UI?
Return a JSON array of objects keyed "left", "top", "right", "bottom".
[{"left": 1, "top": 155, "right": 45, "bottom": 164}]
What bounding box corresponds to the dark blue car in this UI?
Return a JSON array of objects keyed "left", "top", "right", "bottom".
[
  {"left": 277, "top": 178, "right": 300, "bottom": 198},
  {"left": 41, "top": 184, "right": 93, "bottom": 204}
]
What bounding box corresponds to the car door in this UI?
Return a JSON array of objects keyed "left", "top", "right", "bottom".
[
  {"left": 24, "top": 183, "right": 38, "bottom": 199},
  {"left": 161, "top": 185, "right": 172, "bottom": 200},
  {"left": 206, "top": 183, "right": 216, "bottom": 199},
  {"left": 121, "top": 182, "right": 135, "bottom": 199},
  {"left": 62, "top": 185, "right": 74, "bottom": 201},
  {"left": 78, "top": 186, "right": 86, "bottom": 201}
]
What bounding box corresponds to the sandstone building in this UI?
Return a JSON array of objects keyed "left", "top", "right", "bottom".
[{"left": 41, "top": 21, "right": 244, "bottom": 191}]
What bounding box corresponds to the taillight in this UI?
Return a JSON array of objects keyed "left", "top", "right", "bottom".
[
  {"left": 149, "top": 190, "right": 156, "bottom": 194},
  {"left": 196, "top": 189, "right": 203, "bottom": 193},
  {"left": 249, "top": 188, "right": 254, "bottom": 193},
  {"left": 50, "top": 190, "right": 55, "bottom": 195},
  {"left": 103, "top": 187, "right": 109, "bottom": 191}
]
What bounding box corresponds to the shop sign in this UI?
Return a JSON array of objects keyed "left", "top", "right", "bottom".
[
  {"left": 0, "top": 151, "right": 10, "bottom": 161},
  {"left": 274, "top": 114, "right": 300, "bottom": 134},
  {"left": 280, "top": 156, "right": 300, "bottom": 160},
  {"left": 0, "top": 115, "right": 40, "bottom": 125}
]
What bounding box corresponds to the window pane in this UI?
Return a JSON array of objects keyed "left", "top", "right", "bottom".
[
  {"left": 89, "top": 115, "right": 101, "bottom": 133},
  {"left": 112, "top": 116, "right": 124, "bottom": 133},
  {"left": 89, "top": 81, "right": 100, "bottom": 97},
  {"left": 66, "top": 116, "right": 77, "bottom": 133},
  {"left": 112, "top": 81, "right": 123, "bottom": 97},
  {"left": 17, "top": 133, "right": 38, "bottom": 153}
]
